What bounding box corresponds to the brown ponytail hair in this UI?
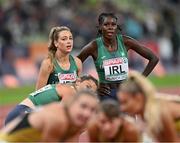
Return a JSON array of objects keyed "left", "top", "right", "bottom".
[{"left": 48, "top": 26, "right": 71, "bottom": 63}]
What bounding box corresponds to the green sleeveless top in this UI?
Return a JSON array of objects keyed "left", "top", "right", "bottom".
[
  {"left": 95, "top": 34, "right": 128, "bottom": 83},
  {"left": 47, "top": 55, "right": 78, "bottom": 84},
  {"left": 28, "top": 84, "right": 61, "bottom": 106}
]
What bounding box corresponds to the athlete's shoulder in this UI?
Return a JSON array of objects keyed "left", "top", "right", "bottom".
[
  {"left": 73, "top": 56, "right": 82, "bottom": 65},
  {"left": 85, "top": 39, "right": 97, "bottom": 49},
  {"left": 122, "top": 35, "right": 139, "bottom": 43},
  {"left": 40, "top": 58, "right": 53, "bottom": 71},
  {"left": 122, "top": 117, "right": 139, "bottom": 133},
  {"left": 41, "top": 58, "right": 53, "bottom": 68},
  {"left": 40, "top": 103, "right": 68, "bottom": 140}
]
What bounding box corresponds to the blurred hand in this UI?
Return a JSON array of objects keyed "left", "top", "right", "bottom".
[{"left": 98, "top": 85, "right": 111, "bottom": 96}]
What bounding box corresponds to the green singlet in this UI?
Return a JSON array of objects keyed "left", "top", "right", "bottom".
[
  {"left": 47, "top": 55, "right": 78, "bottom": 84},
  {"left": 28, "top": 84, "right": 61, "bottom": 106},
  {"left": 95, "top": 34, "right": 128, "bottom": 83}
]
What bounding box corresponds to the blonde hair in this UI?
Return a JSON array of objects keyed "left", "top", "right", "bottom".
[
  {"left": 48, "top": 26, "right": 71, "bottom": 63},
  {"left": 125, "top": 71, "right": 163, "bottom": 136}
]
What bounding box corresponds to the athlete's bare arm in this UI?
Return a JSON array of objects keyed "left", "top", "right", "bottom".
[
  {"left": 167, "top": 101, "right": 180, "bottom": 119},
  {"left": 56, "top": 84, "right": 76, "bottom": 102},
  {"left": 157, "top": 107, "right": 178, "bottom": 141},
  {"left": 74, "top": 57, "right": 83, "bottom": 76},
  {"left": 30, "top": 103, "right": 68, "bottom": 141},
  {"left": 77, "top": 40, "right": 97, "bottom": 62},
  {"left": 78, "top": 40, "right": 110, "bottom": 96},
  {"left": 123, "top": 120, "right": 140, "bottom": 142},
  {"left": 41, "top": 119, "right": 67, "bottom": 142},
  {"left": 36, "top": 58, "right": 53, "bottom": 90},
  {"left": 87, "top": 119, "right": 99, "bottom": 142},
  {"left": 123, "top": 35, "right": 159, "bottom": 76}
]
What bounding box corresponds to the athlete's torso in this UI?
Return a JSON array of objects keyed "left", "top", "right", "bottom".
[
  {"left": 28, "top": 84, "right": 61, "bottom": 106},
  {"left": 95, "top": 34, "right": 128, "bottom": 83},
  {"left": 47, "top": 55, "right": 78, "bottom": 84}
]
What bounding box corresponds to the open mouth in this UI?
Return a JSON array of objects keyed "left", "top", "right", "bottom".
[{"left": 66, "top": 45, "right": 72, "bottom": 49}]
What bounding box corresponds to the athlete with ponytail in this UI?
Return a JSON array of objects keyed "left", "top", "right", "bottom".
[
  {"left": 78, "top": 13, "right": 159, "bottom": 101},
  {"left": 0, "top": 90, "right": 98, "bottom": 142},
  {"left": 117, "top": 71, "right": 179, "bottom": 142},
  {"left": 36, "top": 26, "right": 82, "bottom": 90}
]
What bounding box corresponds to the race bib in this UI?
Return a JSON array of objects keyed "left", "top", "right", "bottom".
[
  {"left": 103, "top": 57, "right": 128, "bottom": 81},
  {"left": 58, "top": 72, "right": 77, "bottom": 84}
]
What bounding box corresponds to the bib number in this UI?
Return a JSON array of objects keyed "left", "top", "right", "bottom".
[
  {"left": 103, "top": 57, "right": 128, "bottom": 81},
  {"left": 58, "top": 72, "right": 77, "bottom": 84}
]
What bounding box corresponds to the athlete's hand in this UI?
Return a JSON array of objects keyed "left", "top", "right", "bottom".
[
  {"left": 98, "top": 85, "right": 111, "bottom": 96},
  {"left": 75, "top": 77, "right": 81, "bottom": 84}
]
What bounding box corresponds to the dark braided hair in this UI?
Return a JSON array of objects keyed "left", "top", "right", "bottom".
[{"left": 97, "top": 13, "right": 122, "bottom": 36}]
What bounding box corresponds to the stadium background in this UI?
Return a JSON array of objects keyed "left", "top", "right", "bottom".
[{"left": 0, "top": 0, "right": 180, "bottom": 127}]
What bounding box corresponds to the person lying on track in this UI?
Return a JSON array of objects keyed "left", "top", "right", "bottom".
[
  {"left": 5, "top": 75, "right": 98, "bottom": 125},
  {"left": 0, "top": 90, "right": 98, "bottom": 142}
]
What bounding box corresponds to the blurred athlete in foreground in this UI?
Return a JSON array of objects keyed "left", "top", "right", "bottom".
[
  {"left": 5, "top": 75, "right": 98, "bottom": 125},
  {"left": 87, "top": 99, "right": 140, "bottom": 142},
  {"left": 0, "top": 90, "right": 98, "bottom": 142},
  {"left": 117, "top": 71, "right": 179, "bottom": 142}
]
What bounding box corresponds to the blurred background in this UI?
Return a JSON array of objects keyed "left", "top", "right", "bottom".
[{"left": 0, "top": 0, "right": 179, "bottom": 107}]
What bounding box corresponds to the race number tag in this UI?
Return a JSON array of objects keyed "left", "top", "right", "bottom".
[
  {"left": 58, "top": 72, "right": 77, "bottom": 83},
  {"left": 103, "top": 57, "right": 128, "bottom": 81}
]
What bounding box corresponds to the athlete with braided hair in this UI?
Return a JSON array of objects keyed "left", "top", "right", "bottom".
[{"left": 78, "top": 13, "right": 159, "bottom": 101}]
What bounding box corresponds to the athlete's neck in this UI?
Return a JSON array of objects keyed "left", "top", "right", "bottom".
[
  {"left": 55, "top": 51, "right": 70, "bottom": 63},
  {"left": 103, "top": 36, "right": 117, "bottom": 50}
]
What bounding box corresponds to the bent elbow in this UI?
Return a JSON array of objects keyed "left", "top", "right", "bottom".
[
  {"left": 153, "top": 55, "right": 159, "bottom": 65},
  {"left": 148, "top": 54, "right": 159, "bottom": 66}
]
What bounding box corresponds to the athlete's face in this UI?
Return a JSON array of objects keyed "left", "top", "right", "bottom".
[
  {"left": 117, "top": 91, "right": 144, "bottom": 116},
  {"left": 69, "top": 95, "right": 98, "bottom": 127},
  {"left": 54, "top": 30, "right": 73, "bottom": 54},
  {"left": 101, "top": 16, "right": 117, "bottom": 39},
  {"left": 97, "top": 112, "right": 121, "bottom": 139},
  {"left": 77, "top": 80, "right": 97, "bottom": 92}
]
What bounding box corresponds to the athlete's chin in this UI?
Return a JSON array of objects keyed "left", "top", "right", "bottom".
[
  {"left": 104, "top": 132, "right": 115, "bottom": 139},
  {"left": 66, "top": 49, "right": 72, "bottom": 53},
  {"left": 75, "top": 120, "right": 86, "bottom": 127},
  {"left": 63, "top": 50, "right": 72, "bottom": 54},
  {"left": 105, "top": 35, "right": 115, "bottom": 40}
]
